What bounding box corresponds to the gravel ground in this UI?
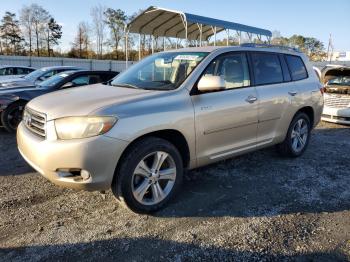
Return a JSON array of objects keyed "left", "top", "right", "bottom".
[{"left": 0, "top": 121, "right": 349, "bottom": 261}]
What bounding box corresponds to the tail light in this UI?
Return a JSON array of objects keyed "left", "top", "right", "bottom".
[{"left": 320, "top": 86, "right": 325, "bottom": 95}]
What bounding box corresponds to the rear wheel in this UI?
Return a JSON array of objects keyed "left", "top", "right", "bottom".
[
  {"left": 277, "top": 112, "right": 311, "bottom": 157},
  {"left": 1, "top": 101, "right": 26, "bottom": 133},
  {"left": 112, "top": 137, "right": 183, "bottom": 213}
]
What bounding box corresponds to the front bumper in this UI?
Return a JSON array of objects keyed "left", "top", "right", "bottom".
[
  {"left": 322, "top": 106, "right": 350, "bottom": 125},
  {"left": 17, "top": 122, "right": 129, "bottom": 191}
]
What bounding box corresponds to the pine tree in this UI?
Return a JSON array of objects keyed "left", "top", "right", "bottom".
[{"left": 0, "top": 12, "right": 23, "bottom": 55}]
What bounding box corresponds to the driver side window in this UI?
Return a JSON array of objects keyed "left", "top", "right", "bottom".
[{"left": 203, "top": 53, "right": 250, "bottom": 90}]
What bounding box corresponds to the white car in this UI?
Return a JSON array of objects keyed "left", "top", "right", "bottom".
[
  {"left": 321, "top": 66, "right": 350, "bottom": 124},
  {"left": 0, "top": 65, "right": 35, "bottom": 80}
]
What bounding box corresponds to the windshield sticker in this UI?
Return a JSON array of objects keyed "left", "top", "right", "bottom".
[{"left": 174, "top": 55, "right": 200, "bottom": 61}]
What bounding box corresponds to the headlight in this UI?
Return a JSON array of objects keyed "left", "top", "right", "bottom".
[{"left": 55, "top": 116, "right": 117, "bottom": 140}]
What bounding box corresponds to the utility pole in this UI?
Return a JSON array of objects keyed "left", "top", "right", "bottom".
[{"left": 327, "top": 33, "right": 334, "bottom": 63}]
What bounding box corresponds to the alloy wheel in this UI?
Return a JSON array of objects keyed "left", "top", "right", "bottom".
[
  {"left": 291, "top": 118, "right": 309, "bottom": 153},
  {"left": 132, "top": 151, "right": 176, "bottom": 205}
]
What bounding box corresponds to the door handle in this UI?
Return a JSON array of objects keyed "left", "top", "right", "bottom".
[
  {"left": 288, "top": 91, "right": 298, "bottom": 96},
  {"left": 245, "top": 96, "right": 258, "bottom": 103}
]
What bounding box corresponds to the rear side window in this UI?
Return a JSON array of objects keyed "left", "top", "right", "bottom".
[
  {"left": 251, "top": 53, "right": 283, "bottom": 85},
  {"left": 285, "top": 55, "right": 308, "bottom": 81}
]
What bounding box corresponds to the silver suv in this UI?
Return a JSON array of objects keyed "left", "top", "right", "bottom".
[{"left": 17, "top": 45, "right": 324, "bottom": 213}]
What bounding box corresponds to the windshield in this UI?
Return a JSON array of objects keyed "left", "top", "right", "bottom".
[
  {"left": 327, "top": 76, "right": 350, "bottom": 86},
  {"left": 111, "top": 52, "right": 208, "bottom": 90},
  {"left": 24, "top": 69, "right": 46, "bottom": 81},
  {"left": 38, "top": 71, "right": 74, "bottom": 88}
]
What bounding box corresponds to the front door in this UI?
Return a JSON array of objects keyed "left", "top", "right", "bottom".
[{"left": 191, "top": 52, "right": 259, "bottom": 166}]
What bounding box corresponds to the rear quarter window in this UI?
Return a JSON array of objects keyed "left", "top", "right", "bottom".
[{"left": 285, "top": 55, "right": 308, "bottom": 81}]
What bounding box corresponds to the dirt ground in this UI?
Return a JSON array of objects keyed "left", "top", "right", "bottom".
[{"left": 0, "top": 121, "right": 349, "bottom": 261}]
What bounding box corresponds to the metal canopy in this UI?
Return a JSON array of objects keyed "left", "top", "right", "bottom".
[{"left": 126, "top": 6, "right": 272, "bottom": 41}]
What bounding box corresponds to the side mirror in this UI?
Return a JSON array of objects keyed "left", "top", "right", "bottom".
[
  {"left": 62, "top": 82, "right": 74, "bottom": 88},
  {"left": 197, "top": 75, "right": 225, "bottom": 92}
]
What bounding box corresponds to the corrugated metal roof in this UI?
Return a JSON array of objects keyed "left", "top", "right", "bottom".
[{"left": 127, "top": 6, "right": 272, "bottom": 40}]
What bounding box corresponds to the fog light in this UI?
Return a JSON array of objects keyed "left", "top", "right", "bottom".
[{"left": 81, "top": 170, "right": 91, "bottom": 181}]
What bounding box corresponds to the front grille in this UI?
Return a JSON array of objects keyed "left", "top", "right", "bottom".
[
  {"left": 23, "top": 107, "right": 46, "bottom": 138},
  {"left": 324, "top": 94, "right": 350, "bottom": 108}
]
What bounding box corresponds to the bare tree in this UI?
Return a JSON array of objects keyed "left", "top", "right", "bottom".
[
  {"left": 71, "top": 22, "right": 91, "bottom": 58},
  {"left": 21, "top": 4, "right": 50, "bottom": 56},
  {"left": 20, "top": 5, "right": 34, "bottom": 55},
  {"left": 91, "top": 5, "right": 106, "bottom": 59}
]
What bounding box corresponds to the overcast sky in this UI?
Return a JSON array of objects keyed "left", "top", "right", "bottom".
[{"left": 1, "top": 0, "right": 349, "bottom": 51}]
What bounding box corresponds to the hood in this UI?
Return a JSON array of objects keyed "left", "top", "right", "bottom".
[
  {"left": 27, "top": 84, "right": 158, "bottom": 120},
  {"left": 0, "top": 85, "right": 38, "bottom": 95},
  {"left": 0, "top": 78, "right": 34, "bottom": 88}
]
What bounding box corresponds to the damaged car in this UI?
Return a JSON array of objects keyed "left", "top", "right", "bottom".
[{"left": 321, "top": 65, "right": 350, "bottom": 124}]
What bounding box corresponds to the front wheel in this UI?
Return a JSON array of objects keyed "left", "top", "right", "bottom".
[
  {"left": 112, "top": 137, "right": 183, "bottom": 213},
  {"left": 277, "top": 112, "right": 311, "bottom": 157},
  {"left": 1, "top": 101, "right": 26, "bottom": 133}
]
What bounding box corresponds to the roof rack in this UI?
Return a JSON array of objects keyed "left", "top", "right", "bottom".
[{"left": 240, "top": 43, "right": 301, "bottom": 53}]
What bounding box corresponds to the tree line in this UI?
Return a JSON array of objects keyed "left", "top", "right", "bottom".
[
  {"left": 0, "top": 4, "right": 62, "bottom": 57},
  {"left": 0, "top": 4, "right": 327, "bottom": 61}
]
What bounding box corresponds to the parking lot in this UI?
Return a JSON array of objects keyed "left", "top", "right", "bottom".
[{"left": 0, "top": 121, "right": 349, "bottom": 261}]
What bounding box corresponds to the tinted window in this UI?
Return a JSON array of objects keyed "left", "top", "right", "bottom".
[
  {"left": 202, "top": 53, "right": 250, "bottom": 90},
  {"left": 71, "top": 75, "right": 89, "bottom": 86},
  {"left": 88, "top": 75, "right": 102, "bottom": 84},
  {"left": 285, "top": 55, "right": 308, "bottom": 81},
  {"left": 0, "top": 67, "right": 14, "bottom": 75},
  {"left": 16, "top": 68, "right": 29, "bottom": 75},
  {"left": 251, "top": 53, "right": 283, "bottom": 85}
]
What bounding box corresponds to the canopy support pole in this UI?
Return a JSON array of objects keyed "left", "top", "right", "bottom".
[
  {"left": 226, "top": 29, "right": 229, "bottom": 46},
  {"left": 138, "top": 34, "right": 141, "bottom": 61},
  {"left": 257, "top": 34, "right": 262, "bottom": 42},
  {"left": 247, "top": 32, "right": 252, "bottom": 42},
  {"left": 211, "top": 26, "right": 217, "bottom": 46},
  {"left": 237, "top": 31, "right": 241, "bottom": 45},
  {"left": 185, "top": 22, "right": 188, "bottom": 47},
  {"left": 125, "top": 29, "right": 129, "bottom": 69},
  {"left": 151, "top": 35, "right": 154, "bottom": 54},
  {"left": 197, "top": 23, "right": 203, "bottom": 47},
  {"left": 163, "top": 37, "right": 166, "bottom": 51},
  {"left": 179, "top": 14, "right": 188, "bottom": 47}
]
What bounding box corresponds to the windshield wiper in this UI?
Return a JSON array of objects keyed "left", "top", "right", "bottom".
[{"left": 112, "top": 83, "right": 139, "bottom": 89}]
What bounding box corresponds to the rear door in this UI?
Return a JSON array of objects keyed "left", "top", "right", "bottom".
[
  {"left": 250, "top": 52, "right": 296, "bottom": 144},
  {"left": 191, "top": 52, "right": 259, "bottom": 165}
]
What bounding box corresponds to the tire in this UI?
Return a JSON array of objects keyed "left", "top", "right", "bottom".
[
  {"left": 112, "top": 137, "right": 183, "bottom": 213},
  {"left": 277, "top": 112, "right": 311, "bottom": 157},
  {"left": 1, "top": 101, "right": 26, "bottom": 133}
]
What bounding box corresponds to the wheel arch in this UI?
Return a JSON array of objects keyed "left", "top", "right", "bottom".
[
  {"left": 296, "top": 106, "right": 315, "bottom": 128},
  {"left": 111, "top": 129, "right": 191, "bottom": 199},
  {"left": 118, "top": 129, "right": 191, "bottom": 170}
]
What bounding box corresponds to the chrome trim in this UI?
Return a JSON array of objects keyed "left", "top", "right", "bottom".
[{"left": 23, "top": 107, "right": 46, "bottom": 138}]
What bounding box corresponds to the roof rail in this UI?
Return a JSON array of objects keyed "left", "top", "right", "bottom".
[{"left": 240, "top": 43, "right": 301, "bottom": 53}]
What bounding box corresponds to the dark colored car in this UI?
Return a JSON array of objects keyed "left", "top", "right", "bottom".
[
  {"left": 0, "top": 66, "right": 82, "bottom": 88},
  {"left": 0, "top": 70, "right": 118, "bottom": 133}
]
